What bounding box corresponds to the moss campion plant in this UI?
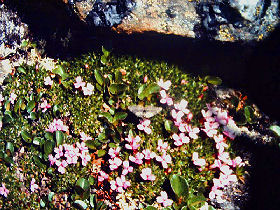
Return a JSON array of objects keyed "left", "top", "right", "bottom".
[{"left": 0, "top": 45, "right": 245, "bottom": 209}]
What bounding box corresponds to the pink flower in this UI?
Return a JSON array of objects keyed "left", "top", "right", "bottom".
[
  {"left": 209, "top": 186, "right": 223, "bottom": 200},
  {"left": 48, "top": 154, "right": 57, "bottom": 166},
  {"left": 203, "top": 121, "right": 219, "bottom": 138},
  {"left": 109, "top": 157, "right": 122, "bottom": 170},
  {"left": 231, "top": 156, "right": 245, "bottom": 167},
  {"left": 174, "top": 99, "right": 190, "bottom": 114},
  {"left": 210, "top": 159, "right": 223, "bottom": 169},
  {"left": 219, "top": 165, "right": 233, "bottom": 176},
  {"left": 125, "top": 135, "right": 141, "bottom": 151},
  {"left": 56, "top": 160, "right": 68, "bottom": 174},
  {"left": 137, "top": 119, "right": 152, "bottom": 134},
  {"left": 215, "top": 111, "right": 230, "bottom": 126},
  {"left": 157, "top": 139, "right": 169, "bottom": 152},
  {"left": 159, "top": 90, "right": 173, "bottom": 106},
  {"left": 122, "top": 160, "right": 133, "bottom": 175},
  {"left": 0, "top": 183, "right": 9, "bottom": 197},
  {"left": 98, "top": 171, "right": 109, "bottom": 182},
  {"left": 30, "top": 178, "right": 39, "bottom": 193},
  {"left": 80, "top": 132, "right": 92, "bottom": 141},
  {"left": 108, "top": 147, "right": 121, "bottom": 159},
  {"left": 192, "top": 152, "right": 206, "bottom": 167},
  {"left": 40, "top": 100, "right": 51, "bottom": 112},
  {"left": 9, "top": 92, "right": 17, "bottom": 104},
  {"left": 219, "top": 173, "right": 238, "bottom": 186},
  {"left": 172, "top": 133, "right": 190, "bottom": 146},
  {"left": 187, "top": 126, "right": 200, "bottom": 139},
  {"left": 74, "top": 76, "right": 85, "bottom": 89},
  {"left": 82, "top": 83, "right": 94, "bottom": 96},
  {"left": 218, "top": 152, "right": 232, "bottom": 165},
  {"left": 129, "top": 152, "right": 144, "bottom": 165},
  {"left": 171, "top": 109, "right": 184, "bottom": 123},
  {"left": 54, "top": 145, "right": 64, "bottom": 159},
  {"left": 142, "top": 149, "right": 156, "bottom": 160},
  {"left": 156, "top": 191, "right": 173, "bottom": 207},
  {"left": 156, "top": 153, "right": 172, "bottom": 168},
  {"left": 157, "top": 79, "right": 171, "bottom": 90},
  {"left": 110, "top": 176, "right": 130, "bottom": 193},
  {"left": 140, "top": 168, "right": 156, "bottom": 181},
  {"left": 44, "top": 76, "right": 53, "bottom": 86},
  {"left": 214, "top": 135, "right": 228, "bottom": 153},
  {"left": 64, "top": 144, "right": 79, "bottom": 164},
  {"left": 201, "top": 109, "right": 215, "bottom": 122},
  {"left": 80, "top": 151, "right": 91, "bottom": 166},
  {"left": 76, "top": 142, "right": 89, "bottom": 153},
  {"left": 46, "top": 119, "right": 68, "bottom": 133}
]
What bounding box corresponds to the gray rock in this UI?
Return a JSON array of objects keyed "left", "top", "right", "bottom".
[{"left": 65, "top": 0, "right": 280, "bottom": 42}]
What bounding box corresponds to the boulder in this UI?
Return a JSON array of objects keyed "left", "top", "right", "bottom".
[{"left": 65, "top": 0, "right": 280, "bottom": 41}]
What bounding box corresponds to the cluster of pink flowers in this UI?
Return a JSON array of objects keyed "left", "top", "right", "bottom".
[
  {"left": 0, "top": 183, "right": 9, "bottom": 197},
  {"left": 200, "top": 105, "right": 245, "bottom": 203},
  {"left": 140, "top": 168, "right": 156, "bottom": 181},
  {"left": 158, "top": 79, "right": 173, "bottom": 105},
  {"left": 46, "top": 118, "right": 68, "bottom": 133},
  {"left": 74, "top": 76, "right": 94, "bottom": 96},
  {"left": 48, "top": 142, "right": 91, "bottom": 174},
  {"left": 80, "top": 132, "right": 92, "bottom": 141},
  {"left": 40, "top": 100, "right": 51, "bottom": 112},
  {"left": 125, "top": 135, "right": 141, "bottom": 151}
]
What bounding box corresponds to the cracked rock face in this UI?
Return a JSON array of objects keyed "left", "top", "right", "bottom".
[{"left": 65, "top": 0, "right": 280, "bottom": 41}]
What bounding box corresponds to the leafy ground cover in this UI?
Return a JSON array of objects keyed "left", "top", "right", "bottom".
[{"left": 0, "top": 43, "right": 248, "bottom": 209}]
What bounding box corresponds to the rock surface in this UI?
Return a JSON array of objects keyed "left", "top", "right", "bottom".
[{"left": 66, "top": 0, "right": 280, "bottom": 41}]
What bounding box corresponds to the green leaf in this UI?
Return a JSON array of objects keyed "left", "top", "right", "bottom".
[
  {"left": 55, "top": 130, "right": 64, "bottom": 146},
  {"left": 44, "top": 140, "right": 54, "bottom": 155},
  {"left": 27, "top": 100, "right": 35, "bottom": 113},
  {"left": 108, "top": 143, "right": 117, "bottom": 148},
  {"left": 164, "top": 120, "right": 178, "bottom": 133},
  {"left": 97, "top": 149, "right": 106, "bottom": 157},
  {"left": 52, "top": 65, "right": 68, "bottom": 80},
  {"left": 244, "top": 106, "right": 255, "bottom": 124},
  {"left": 33, "top": 156, "right": 46, "bottom": 169},
  {"left": 187, "top": 194, "right": 206, "bottom": 210},
  {"left": 74, "top": 200, "right": 87, "bottom": 210},
  {"left": 205, "top": 76, "right": 222, "bottom": 85},
  {"left": 89, "top": 176, "right": 95, "bottom": 185},
  {"left": 170, "top": 174, "right": 189, "bottom": 198},
  {"left": 14, "top": 98, "right": 22, "bottom": 113},
  {"left": 33, "top": 137, "right": 43, "bottom": 145},
  {"left": 138, "top": 83, "right": 160, "bottom": 100},
  {"left": 6, "top": 142, "right": 14, "bottom": 155},
  {"left": 101, "top": 55, "right": 107, "bottom": 65},
  {"left": 99, "top": 112, "right": 113, "bottom": 123},
  {"left": 29, "top": 112, "right": 37, "bottom": 120},
  {"left": 48, "top": 192, "right": 55, "bottom": 202},
  {"left": 163, "top": 207, "right": 173, "bottom": 210},
  {"left": 115, "top": 71, "right": 122, "bottom": 83},
  {"left": 76, "top": 178, "right": 90, "bottom": 192},
  {"left": 44, "top": 132, "right": 53, "bottom": 141},
  {"left": 144, "top": 206, "right": 157, "bottom": 210},
  {"left": 109, "top": 84, "right": 127, "bottom": 95},
  {"left": 85, "top": 140, "right": 96, "bottom": 150},
  {"left": 181, "top": 206, "right": 188, "bottom": 210},
  {"left": 94, "top": 70, "right": 104, "bottom": 86},
  {"left": 269, "top": 125, "right": 280, "bottom": 137},
  {"left": 21, "top": 130, "right": 32, "bottom": 143},
  {"left": 17, "top": 66, "right": 26, "bottom": 74},
  {"left": 114, "top": 112, "right": 128, "bottom": 121},
  {"left": 90, "top": 194, "right": 96, "bottom": 208},
  {"left": 98, "top": 132, "right": 106, "bottom": 141},
  {"left": 102, "top": 46, "right": 110, "bottom": 57}
]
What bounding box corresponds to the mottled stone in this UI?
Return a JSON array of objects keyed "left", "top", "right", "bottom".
[{"left": 66, "top": 0, "right": 280, "bottom": 42}]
